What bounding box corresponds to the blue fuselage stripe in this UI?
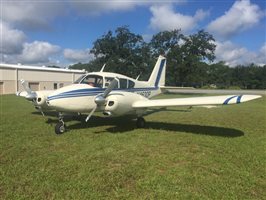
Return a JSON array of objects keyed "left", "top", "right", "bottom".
[{"left": 47, "top": 87, "right": 159, "bottom": 101}]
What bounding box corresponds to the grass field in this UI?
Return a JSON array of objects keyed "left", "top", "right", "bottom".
[{"left": 0, "top": 94, "right": 265, "bottom": 199}]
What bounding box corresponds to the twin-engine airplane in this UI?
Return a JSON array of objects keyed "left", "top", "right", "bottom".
[{"left": 42, "top": 55, "right": 261, "bottom": 134}]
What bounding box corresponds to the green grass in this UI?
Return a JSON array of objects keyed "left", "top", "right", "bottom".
[{"left": 0, "top": 94, "right": 265, "bottom": 199}]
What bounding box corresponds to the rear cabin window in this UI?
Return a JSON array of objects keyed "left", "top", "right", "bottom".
[
  {"left": 105, "top": 77, "right": 119, "bottom": 89},
  {"left": 81, "top": 75, "right": 103, "bottom": 88},
  {"left": 128, "top": 80, "right": 135, "bottom": 88},
  {"left": 104, "top": 77, "right": 135, "bottom": 89},
  {"left": 120, "top": 78, "right": 128, "bottom": 89}
]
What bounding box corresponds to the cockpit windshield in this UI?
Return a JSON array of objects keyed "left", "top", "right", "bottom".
[
  {"left": 80, "top": 75, "right": 103, "bottom": 88},
  {"left": 74, "top": 75, "right": 86, "bottom": 84}
]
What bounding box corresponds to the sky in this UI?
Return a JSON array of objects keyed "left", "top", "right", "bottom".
[{"left": 1, "top": 0, "right": 265, "bottom": 67}]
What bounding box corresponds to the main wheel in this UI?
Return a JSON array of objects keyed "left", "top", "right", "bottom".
[
  {"left": 136, "top": 117, "right": 146, "bottom": 128},
  {"left": 55, "top": 122, "right": 66, "bottom": 134},
  {"left": 47, "top": 118, "right": 52, "bottom": 123}
]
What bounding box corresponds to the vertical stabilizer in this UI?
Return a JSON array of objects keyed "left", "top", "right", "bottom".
[{"left": 147, "top": 55, "right": 166, "bottom": 87}]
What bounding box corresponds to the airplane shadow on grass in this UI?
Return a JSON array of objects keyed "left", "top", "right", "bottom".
[
  {"left": 37, "top": 110, "right": 244, "bottom": 137},
  {"left": 66, "top": 116, "right": 244, "bottom": 138}
]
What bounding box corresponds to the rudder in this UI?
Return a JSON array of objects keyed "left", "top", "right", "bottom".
[{"left": 147, "top": 55, "right": 166, "bottom": 87}]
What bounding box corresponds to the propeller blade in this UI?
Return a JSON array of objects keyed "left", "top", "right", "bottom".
[
  {"left": 31, "top": 99, "right": 45, "bottom": 116},
  {"left": 21, "top": 79, "right": 32, "bottom": 94},
  {"left": 103, "top": 78, "right": 118, "bottom": 98},
  {"left": 20, "top": 79, "right": 44, "bottom": 116},
  {"left": 16, "top": 91, "right": 27, "bottom": 97},
  {"left": 85, "top": 106, "right": 97, "bottom": 122},
  {"left": 40, "top": 110, "right": 45, "bottom": 116},
  {"left": 20, "top": 79, "right": 37, "bottom": 100},
  {"left": 86, "top": 78, "right": 118, "bottom": 122}
]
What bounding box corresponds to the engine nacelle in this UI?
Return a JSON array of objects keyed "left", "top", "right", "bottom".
[
  {"left": 34, "top": 91, "right": 53, "bottom": 110},
  {"left": 104, "top": 92, "right": 147, "bottom": 116}
]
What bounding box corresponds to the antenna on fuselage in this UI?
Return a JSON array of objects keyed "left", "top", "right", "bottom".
[
  {"left": 136, "top": 73, "right": 141, "bottom": 80},
  {"left": 100, "top": 63, "right": 106, "bottom": 72}
]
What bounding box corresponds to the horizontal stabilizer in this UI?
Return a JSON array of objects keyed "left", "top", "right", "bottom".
[
  {"left": 160, "top": 86, "right": 195, "bottom": 93},
  {"left": 132, "top": 95, "right": 261, "bottom": 108}
]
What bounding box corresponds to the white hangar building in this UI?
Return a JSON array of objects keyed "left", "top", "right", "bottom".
[{"left": 0, "top": 63, "right": 86, "bottom": 95}]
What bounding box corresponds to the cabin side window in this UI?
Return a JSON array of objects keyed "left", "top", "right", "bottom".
[
  {"left": 119, "top": 78, "right": 128, "bottom": 89},
  {"left": 105, "top": 77, "right": 119, "bottom": 88},
  {"left": 128, "top": 80, "right": 135, "bottom": 88}
]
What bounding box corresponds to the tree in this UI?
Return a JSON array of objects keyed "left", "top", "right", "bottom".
[
  {"left": 149, "top": 29, "right": 216, "bottom": 86},
  {"left": 149, "top": 29, "right": 183, "bottom": 57},
  {"left": 69, "top": 26, "right": 265, "bottom": 89},
  {"left": 90, "top": 26, "right": 150, "bottom": 78},
  {"left": 207, "top": 62, "right": 232, "bottom": 88}
]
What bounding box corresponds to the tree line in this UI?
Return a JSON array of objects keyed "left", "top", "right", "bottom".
[{"left": 69, "top": 26, "right": 266, "bottom": 89}]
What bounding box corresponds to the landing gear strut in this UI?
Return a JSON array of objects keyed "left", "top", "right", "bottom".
[
  {"left": 136, "top": 117, "right": 146, "bottom": 128},
  {"left": 55, "top": 112, "right": 66, "bottom": 134}
]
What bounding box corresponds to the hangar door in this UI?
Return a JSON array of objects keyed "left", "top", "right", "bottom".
[
  {"left": 29, "top": 82, "right": 39, "bottom": 91},
  {"left": 0, "top": 82, "right": 3, "bottom": 94}
]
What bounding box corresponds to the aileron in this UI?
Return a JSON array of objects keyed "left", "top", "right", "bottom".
[{"left": 132, "top": 95, "right": 261, "bottom": 108}]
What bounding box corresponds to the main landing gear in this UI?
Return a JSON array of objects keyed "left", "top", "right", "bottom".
[
  {"left": 55, "top": 112, "right": 66, "bottom": 134},
  {"left": 136, "top": 117, "right": 146, "bottom": 128}
]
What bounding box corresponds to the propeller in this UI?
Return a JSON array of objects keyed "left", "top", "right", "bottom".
[
  {"left": 85, "top": 77, "right": 118, "bottom": 122},
  {"left": 21, "top": 80, "right": 37, "bottom": 101},
  {"left": 20, "top": 80, "right": 45, "bottom": 116}
]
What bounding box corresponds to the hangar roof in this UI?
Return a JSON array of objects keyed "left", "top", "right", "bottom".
[{"left": 0, "top": 63, "right": 86, "bottom": 74}]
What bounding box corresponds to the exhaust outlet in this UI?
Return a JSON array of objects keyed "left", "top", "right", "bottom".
[{"left": 103, "top": 111, "right": 112, "bottom": 116}]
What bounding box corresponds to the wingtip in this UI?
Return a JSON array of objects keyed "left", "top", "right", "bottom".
[{"left": 241, "top": 95, "right": 262, "bottom": 103}]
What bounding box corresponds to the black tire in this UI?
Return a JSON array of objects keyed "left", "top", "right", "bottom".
[
  {"left": 55, "top": 122, "right": 66, "bottom": 134},
  {"left": 136, "top": 117, "right": 145, "bottom": 128},
  {"left": 47, "top": 118, "right": 52, "bottom": 123}
]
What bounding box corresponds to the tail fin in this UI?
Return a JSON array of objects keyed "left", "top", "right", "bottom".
[{"left": 147, "top": 55, "right": 166, "bottom": 87}]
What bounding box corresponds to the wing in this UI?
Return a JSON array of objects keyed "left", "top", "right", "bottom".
[{"left": 132, "top": 95, "right": 261, "bottom": 108}]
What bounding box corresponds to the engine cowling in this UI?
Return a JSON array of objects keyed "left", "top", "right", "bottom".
[
  {"left": 34, "top": 91, "right": 53, "bottom": 110},
  {"left": 104, "top": 92, "right": 147, "bottom": 116}
]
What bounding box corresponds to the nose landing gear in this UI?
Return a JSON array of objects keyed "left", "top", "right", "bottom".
[{"left": 55, "top": 112, "right": 66, "bottom": 134}]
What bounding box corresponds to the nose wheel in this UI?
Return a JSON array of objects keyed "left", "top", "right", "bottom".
[
  {"left": 55, "top": 122, "right": 66, "bottom": 134},
  {"left": 55, "top": 112, "right": 66, "bottom": 134}
]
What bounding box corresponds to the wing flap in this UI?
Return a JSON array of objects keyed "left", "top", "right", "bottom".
[{"left": 132, "top": 95, "right": 261, "bottom": 108}]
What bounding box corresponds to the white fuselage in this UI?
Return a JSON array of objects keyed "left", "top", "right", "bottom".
[{"left": 47, "top": 72, "right": 161, "bottom": 113}]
